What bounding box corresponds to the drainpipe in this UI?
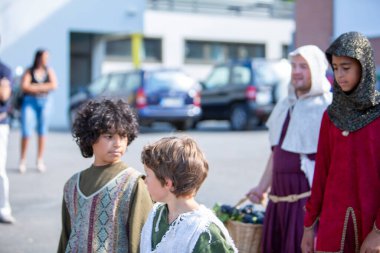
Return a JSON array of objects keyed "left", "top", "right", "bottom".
[{"left": 131, "top": 33, "right": 143, "bottom": 69}]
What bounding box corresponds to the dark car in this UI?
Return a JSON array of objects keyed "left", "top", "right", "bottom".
[
  {"left": 69, "top": 69, "right": 202, "bottom": 130},
  {"left": 199, "top": 58, "right": 291, "bottom": 130}
]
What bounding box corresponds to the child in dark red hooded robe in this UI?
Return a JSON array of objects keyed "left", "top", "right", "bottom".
[{"left": 301, "top": 32, "right": 380, "bottom": 253}]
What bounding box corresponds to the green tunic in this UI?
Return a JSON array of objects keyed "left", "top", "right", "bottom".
[
  {"left": 151, "top": 204, "right": 235, "bottom": 253},
  {"left": 57, "top": 162, "right": 153, "bottom": 253}
]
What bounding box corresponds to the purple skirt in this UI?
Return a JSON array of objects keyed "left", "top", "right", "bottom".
[
  {"left": 262, "top": 113, "right": 312, "bottom": 252},
  {"left": 261, "top": 170, "right": 310, "bottom": 253},
  {"left": 262, "top": 117, "right": 315, "bottom": 253}
]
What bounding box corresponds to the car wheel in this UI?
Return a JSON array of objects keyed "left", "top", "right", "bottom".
[
  {"left": 230, "top": 105, "right": 249, "bottom": 131},
  {"left": 174, "top": 121, "right": 189, "bottom": 131},
  {"left": 190, "top": 120, "right": 198, "bottom": 129}
]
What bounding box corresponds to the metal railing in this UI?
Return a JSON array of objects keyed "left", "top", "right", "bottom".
[{"left": 147, "top": 0, "right": 294, "bottom": 19}]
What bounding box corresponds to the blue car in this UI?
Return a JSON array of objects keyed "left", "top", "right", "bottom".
[{"left": 69, "top": 69, "right": 202, "bottom": 130}]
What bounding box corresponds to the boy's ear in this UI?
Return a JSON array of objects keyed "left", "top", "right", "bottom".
[{"left": 164, "top": 178, "right": 174, "bottom": 190}]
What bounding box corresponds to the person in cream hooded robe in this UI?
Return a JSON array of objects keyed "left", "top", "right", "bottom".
[{"left": 247, "top": 45, "right": 332, "bottom": 253}]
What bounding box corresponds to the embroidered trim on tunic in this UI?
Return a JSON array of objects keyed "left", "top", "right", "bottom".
[
  {"left": 315, "top": 207, "right": 359, "bottom": 253},
  {"left": 140, "top": 203, "right": 238, "bottom": 253}
]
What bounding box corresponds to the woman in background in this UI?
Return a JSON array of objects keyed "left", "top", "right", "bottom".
[{"left": 19, "top": 49, "right": 57, "bottom": 173}]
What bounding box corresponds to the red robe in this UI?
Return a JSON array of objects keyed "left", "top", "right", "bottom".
[{"left": 304, "top": 111, "right": 380, "bottom": 252}]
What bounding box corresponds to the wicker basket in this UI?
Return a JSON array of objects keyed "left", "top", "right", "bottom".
[{"left": 226, "top": 220, "right": 262, "bottom": 253}]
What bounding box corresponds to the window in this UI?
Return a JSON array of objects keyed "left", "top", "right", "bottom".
[
  {"left": 185, "top": 40, "right": 266, "bottom": 63},
  {"left": 247, "top": 44, "right": 265, "bottom": 58},
  {"left": 282, "top": 44, "right": 289, "bottom": 59},
  {"left": 123, "top": 72, "right": 141, "bottom": 93},
  {"left": 107, "top": 73, "right": 126, "bottom": 92},
  {"left": 210, "top": 44, "right": 226, "bottom": 62},
  {"left": 70, "top": 33, "right": 93, "bottom": 94},
  {"left": 203, "top": 66, "right": 230, "bottom": 89},
  {"left": 231, "top": 66, "right": 251, "bottom": 86},
  {"left": 144, "top": 38, "right": 162, "bottom": 61},
  {"left": 145, "top": 71, "right": 195, "bottom": 93},
  {"left": 228, "top": 44, "right": 239, "bottom": 60},
  {"left": 123, "top": 72, "right": 142, "bottom": 104},
  {"left": 106, "top": 37, "right": 162, "bottom": 62},
  {"left": 88, "top": 75, "right": 110, "bottom": 95},
  {"left": 186, "top": 41, "right": 205, "bottom": 60},
  {"left": 106, "top": 39, "right": 131, "bottom": 57}
]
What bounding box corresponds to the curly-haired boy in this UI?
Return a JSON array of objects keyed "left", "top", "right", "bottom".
[{"left": 57, "top": 98, "right": 152, "bottom": 253}]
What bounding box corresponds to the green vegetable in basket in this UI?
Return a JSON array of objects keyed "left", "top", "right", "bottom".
[{"left": 212, "top": 203, "right": 265, "bottom": 224}]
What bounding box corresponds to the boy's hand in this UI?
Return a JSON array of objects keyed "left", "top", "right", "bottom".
[
  {"left": 301, "top": 229, "right": 314, "bottom": 253},
  {"left": 0, "top": 78, "right": 11, "bottom": 101},
  {"left": 360, "top": 229, "right": 380, "bottom": 253}
]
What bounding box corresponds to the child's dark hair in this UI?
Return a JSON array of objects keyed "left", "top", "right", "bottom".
[
  {"left": 141, "top": 136, "right": 209, "bottom": 197},
  {"left": 72, "top": 98, "right": 139, "bottom": 158}
]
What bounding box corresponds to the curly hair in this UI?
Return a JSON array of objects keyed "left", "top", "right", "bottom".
[
  {"left": 141, "top": 136, "right": 209, "bottom": 197},
  {"left": 72, "top": 98, "right": 139, "bottom": 158}
]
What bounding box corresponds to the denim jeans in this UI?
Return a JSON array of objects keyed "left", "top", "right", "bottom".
[{"left": 21, "top": 94, "right": 51, "bottom": 137}]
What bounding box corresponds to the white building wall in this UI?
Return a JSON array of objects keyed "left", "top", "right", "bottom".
[
  {"left": 334, "top": 0, "right": 380, "bottom": 38},
  {"left": 103, "top": 10, "right": 294, "bottom": 80},
  {"left": 144, "top": 10, "right": 294, "bottom": 80},
  {"left": 0, "top": 0, "right": 144, "bottom": 129}
]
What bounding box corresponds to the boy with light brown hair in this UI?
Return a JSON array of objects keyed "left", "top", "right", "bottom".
[{"left": 140, "top": 136, "right": 237, "bottom": 253}]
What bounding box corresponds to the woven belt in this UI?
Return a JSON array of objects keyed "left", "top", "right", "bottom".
[{"left": 269, "top": 191, "right": 311, "bottom": 203}]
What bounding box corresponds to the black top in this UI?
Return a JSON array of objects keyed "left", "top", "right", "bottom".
[{"left": 30, "top": 67, "right": 49, "bottom": 84}]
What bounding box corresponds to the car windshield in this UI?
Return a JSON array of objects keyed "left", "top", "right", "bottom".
[
  {"left": 203, "top": 66, "right": 229, "bottom": 88},
  {"left": 144, "top": 70, "right": 196, "bottom": 93},
  {"left": 88, "top": 75, "right": 110, "bottom": 94},
  {"left": 106, "top": 73, "right": 126, "bottom": 92}
]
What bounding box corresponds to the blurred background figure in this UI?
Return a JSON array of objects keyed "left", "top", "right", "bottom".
[
  {"left": 0, "top": 35, "right": 15, "bottom": 224},
  {"left": 246, "top": 45, "right": 332, "bottom": 253},
  {"left": 19, "top": 49, "right": 57, "bottom": 173}
]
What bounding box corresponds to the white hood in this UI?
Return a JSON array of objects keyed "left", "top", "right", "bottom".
[{"left": 266, "top": 45, "right": 332, "bottom": 154}]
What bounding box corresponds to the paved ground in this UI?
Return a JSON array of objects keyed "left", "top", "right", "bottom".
[{"left": 0, "top": 122, "right": 269, "bottom": 253}]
